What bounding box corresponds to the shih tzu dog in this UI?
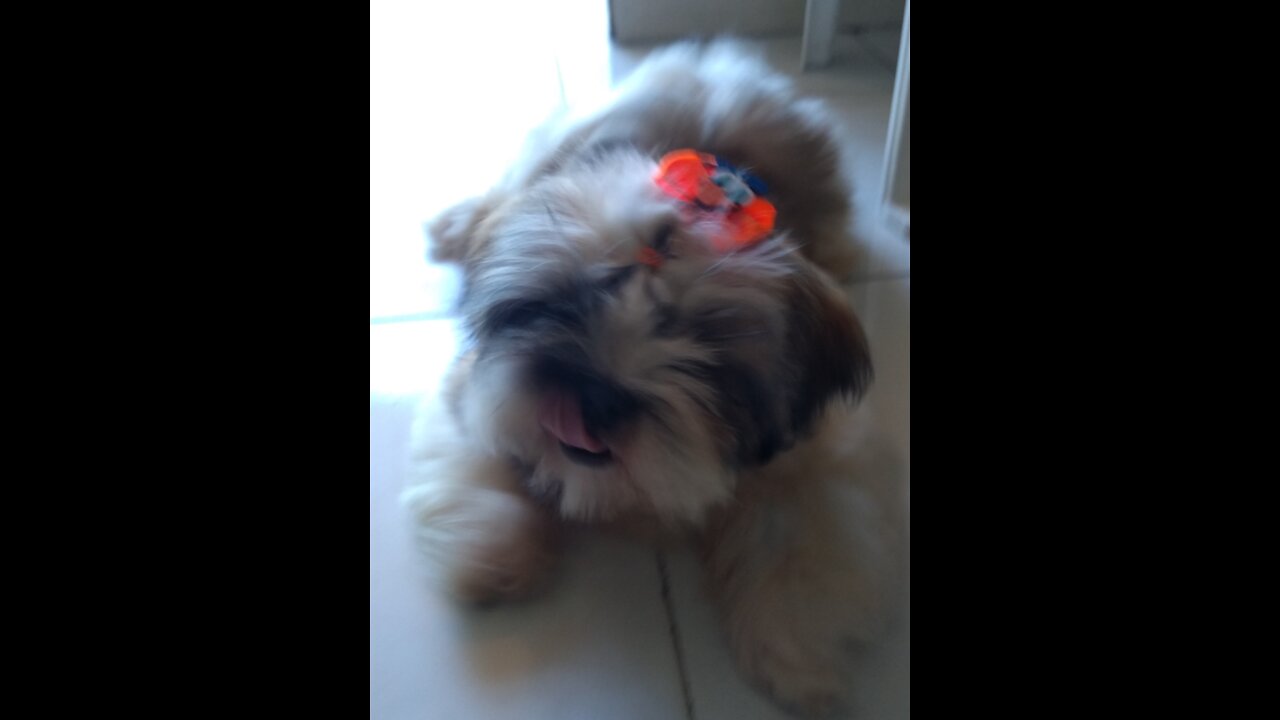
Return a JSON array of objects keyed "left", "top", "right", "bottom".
[{"left": 401, "top": 41, "right": 905, "bottom": 717}]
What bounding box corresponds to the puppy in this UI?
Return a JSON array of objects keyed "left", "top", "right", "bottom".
[{"left": 401, "top": 41, "right": 905, "bottom": 717}]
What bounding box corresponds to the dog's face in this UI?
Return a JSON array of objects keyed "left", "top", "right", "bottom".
[{"left": 433, "top": 150, "right": 871, "bottom": 525}]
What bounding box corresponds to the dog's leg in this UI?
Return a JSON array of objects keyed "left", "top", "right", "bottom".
[
  {"left": 401, "top": 397, "right": 558, "bottom": 605},
  {"left": 700, "top": 451, "right": 901, "bottom": 716}
]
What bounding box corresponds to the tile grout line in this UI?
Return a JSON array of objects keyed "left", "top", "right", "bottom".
[{"left": 656, "top": 550, "right": 697, "bottom": 720}]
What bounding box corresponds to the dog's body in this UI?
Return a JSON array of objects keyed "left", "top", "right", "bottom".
[{"left": 402, "top": 41, "right": 905, "bottom": 717}]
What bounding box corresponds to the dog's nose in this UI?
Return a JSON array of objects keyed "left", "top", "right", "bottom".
[
  {"left": 575, "top": 374, "right": 640, "bottom": 437},
  {"left": 534, "top": 357, "right": 639, "bottom": 440}
]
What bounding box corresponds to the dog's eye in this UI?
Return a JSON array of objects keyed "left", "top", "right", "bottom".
[
  {"left": 599, "top": 265, "right": 636, "bottom": 294},
  {"left": 652, "top": 221, "right": 675, "bottom": 254},
  {"left": 484, "top": 294, "right": 588, "bottom": 333},
  {"left": 486, "top": 299, "right": 553, "bottom": 331}
]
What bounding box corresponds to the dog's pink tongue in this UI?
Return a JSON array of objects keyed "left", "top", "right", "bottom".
[{"left": 538, "top": 390, "right": 607, "bottom": 453}]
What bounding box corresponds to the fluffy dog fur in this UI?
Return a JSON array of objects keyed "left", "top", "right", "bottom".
[{"left": 401, "top": 41, "right": 905, "bottom": 717}]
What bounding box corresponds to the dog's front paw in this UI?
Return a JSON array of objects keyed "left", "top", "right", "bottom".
[
  {"left": 730, "top": 617, "right": 853, "bottom": 718},
  {"left": 403, "top": 483, "right": 556, "bottom": 606}
]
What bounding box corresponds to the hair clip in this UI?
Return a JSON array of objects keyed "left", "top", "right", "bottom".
[{"left": 653, "top": 149, "right": 776, "bottom": 254}]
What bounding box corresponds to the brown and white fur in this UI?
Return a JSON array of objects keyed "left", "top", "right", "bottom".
[{"left": 401, "top": 41, "right": 905, "bottom": 717}]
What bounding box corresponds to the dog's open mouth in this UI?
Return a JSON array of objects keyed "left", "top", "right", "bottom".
[
  {"left": 539, "top": 390, "right": 614, "bottom": 466},
  {"left": 558, "top": 441, "right": 613, "bottom": 466}
]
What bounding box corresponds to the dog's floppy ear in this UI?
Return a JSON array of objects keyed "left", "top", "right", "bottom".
[
  {"left": 784, "top": 264, "right": 873, "bottom": 435},
  {"left": 428, "top": 194, "right": 499, "bottom": 265}
]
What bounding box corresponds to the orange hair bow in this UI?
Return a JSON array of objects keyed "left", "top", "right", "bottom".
[{"left": 650, "top": 149, "right": 777, "bottom": 260}]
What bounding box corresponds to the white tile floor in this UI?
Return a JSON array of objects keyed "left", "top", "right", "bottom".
[{"left": 371, "top": 4, "right": 909, "bottom": 717}]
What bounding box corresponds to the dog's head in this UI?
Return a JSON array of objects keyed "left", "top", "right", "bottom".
[{"left": 432, "top": 149, "right": 870, "bottom": 525}]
